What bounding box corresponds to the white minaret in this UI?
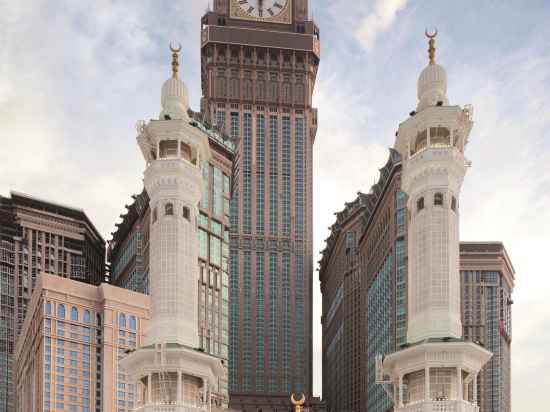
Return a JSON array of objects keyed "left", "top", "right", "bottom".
[
  {"left": 380, "top": 31, "right": 491, "bottom": 411},
  {"left": 121, "top": 46, "right": 225, "bottom": 412}
]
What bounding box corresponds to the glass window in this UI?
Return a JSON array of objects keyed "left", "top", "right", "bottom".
[
  {"left": 199, "top": 229, "right": 208, "bottom": 261},
  {"left": 451, "top": 196, "right": 457, "bottom": 212},
  {"left": 210, "top": 236, "right": 221, "bottom": 267},
  {"left": 57, "top": 304, "right": 65, "bottom": 319},
  {"left": 129, "top": 316, "right": 136, "bottom": 331},
  {"left": 83, "top": 310, "right": 91, "bottom": 324},
  {"left": 434, "top": 192, "right": 444, "bottom": 206},
  {"left": 70, "top": 307, "right": 78, "bottom": 322},
  {"left": 417, "top": 197, "right": 425, "bottom": 211},
  {"left": 45, "top": 301, "right": 51, "bottom": 315},
  {"left": 118, "top": 313, "right": 126, "bottom": 328},
  {"left": 182, "top": 206, "right": 190, "bottom": 221}
]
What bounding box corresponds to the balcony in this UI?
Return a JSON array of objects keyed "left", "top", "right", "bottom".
[{"left": 399, "top": 400, "right": 478, "bottom": 412}]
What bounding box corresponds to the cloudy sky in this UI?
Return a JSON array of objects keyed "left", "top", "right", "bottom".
[{"left": 2, "top": 0, "right": 549, "bottom": 407}]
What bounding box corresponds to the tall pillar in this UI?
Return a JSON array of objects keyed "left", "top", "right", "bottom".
[
  {"left": 147, "top": 373, "right": 152, "bottom": 404},
  {"left": 473, "top": 373, "right": 478, "bottom": 406},
  {"left": 456, "top": 367, "right": 463, "bottom": 400},
  {"left": 399, "top": 375, "right": 404, "bottom": 407},
  {"left": 177, "top": 371, "right": 182, "bottom": 403},
  {"left": 425, "top": 367, "right": 430, "bottom": 401}
]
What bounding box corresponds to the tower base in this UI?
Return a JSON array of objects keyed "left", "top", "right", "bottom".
[
  {"left": 382, "top": 339, "right": 491, "bottom": 411},
  {"left": 120, "top": 343, "right": 227, "bottom": 412}
]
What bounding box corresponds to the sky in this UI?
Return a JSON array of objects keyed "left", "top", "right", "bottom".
[{"left": 1, "top": 0, "right": 549, "bottom": 408}]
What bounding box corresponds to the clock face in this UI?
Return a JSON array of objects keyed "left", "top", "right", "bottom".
[{"left": 233, "top": 0, "right": 291, "bottom": 21}]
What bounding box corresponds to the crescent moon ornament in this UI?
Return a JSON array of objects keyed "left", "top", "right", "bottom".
[
  {"left": 170, "top": 42, "right": 182, "bottom": 53},
  {"left": 425, "top": 28, "right": 438, "bottom": 39}
]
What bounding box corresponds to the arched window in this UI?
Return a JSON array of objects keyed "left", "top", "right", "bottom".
[
  {"left": 119, "top": 313, "right": 126, "bottom": 328},
  {"left": 451, "top": 196, "right": 457, "bottom": 212},
  {"left": 434, "top": 192, "right": 444, "bottom": 206},
  {"left": 57, "top": 304, "right": 65, "bottom": 319},
  {"left": 97, "top": 314, "right": 102, "bottom": 326},
  {"left": 152, "top": 208, "right": 158, "bottom": 223},
  {"left": 165, "top": 203, "right": 174, "bottom": 216},
  {"left": 70, "top": 307, "right": 78, "bottom": 322},
  {"left": 129, "top": 316, "right": 137, "bottom": 331},
  {"left": 44, "top": 301, "right": 51, "bottom": 315},
  {"left": 183, "top": 206, "right": 190, "bottom": 221},
  {"left": 83, "top": 310, "right": 91, "bottom": 324},
  {"left": 417, "top": 197, "right": 425, "bottom": 211}
]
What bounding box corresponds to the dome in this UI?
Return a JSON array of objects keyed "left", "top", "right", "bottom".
[
  {"left": 417, "top": 63, "right": 448, "bottom": 111},
  {"left": 160, "top": 76, "right": 189, "bottom": 120}
]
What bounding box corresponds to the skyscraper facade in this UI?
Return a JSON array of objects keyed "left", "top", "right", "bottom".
[
  {"left": 0, "top": 192, "right": 105, "bottom": 412},
  {"left": 460, "top": 242, "right": 514, "bottom": 412},
  {"left": 200, "top": 1, "right": 320, "bottom": 408},
  {"left": 319, "top": 150, "right": 405, "bottom": 412},
  {"left": 14, "top": 273, "right": 149, "bottom": 412},
  {"left": 108, "top": 111, "right": 235, "bottom": 405}
]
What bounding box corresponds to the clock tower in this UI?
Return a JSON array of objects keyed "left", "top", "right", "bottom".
[{"left": 200, "top": 1, "right": 320, "bottom": 410}]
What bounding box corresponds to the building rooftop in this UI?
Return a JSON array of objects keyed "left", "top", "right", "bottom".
[
  {"left": 318, "top": 148, "right": 401, "bottom": 276},
  {"left": 1, "top": 190, "right": 104, "bottom": 244}
]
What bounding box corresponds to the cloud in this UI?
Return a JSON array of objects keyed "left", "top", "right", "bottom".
[{"left": 355, "top": 0, "right": 409, "bottom": 50}]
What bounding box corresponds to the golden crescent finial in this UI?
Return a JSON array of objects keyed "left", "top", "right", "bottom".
[
  {"left": 169, "top": 42, "right": 182, "bottom": 78},
  {"left": 425, "top": 28, "right": 438, "bottom": 39},
  {"left": 291, "top": 393, "right": 306, "bottom": 412},
  {"left": 424, "top": 28, "right": 438, "bottom": 65},
  {"left": 170, "top": 42, "right": 182, "bottom": 53}
]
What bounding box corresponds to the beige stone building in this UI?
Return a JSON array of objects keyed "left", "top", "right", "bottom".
[{"left": 14, "top": 272, "right": 149, "bottom": 412}]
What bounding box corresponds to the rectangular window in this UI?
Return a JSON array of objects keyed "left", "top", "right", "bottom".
[
  {"left": 199, "top": 229, "right": 208, "bottom": 261},
  {"left": 213, "top": 167, "right": 223, "bottom": 217},
  {"left": 210, "top": 236, "right": 222, "bottom": 267}
]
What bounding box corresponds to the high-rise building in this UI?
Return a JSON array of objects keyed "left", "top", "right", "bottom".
[
  {"left": 319, "top": 35, "right": 515, "bottom": 412},
  {"left": 199, "top": 1, "right": 320, "bottom": 408},
  {"left": 382, "top": 32, "right": 491, "bottom": 411},
  {"left": 14, "top": 273, "right": 149, "bottom": 412},
  {"left": 460, "top": 242, "right": 514, "bottom": 412},
  {"left": 318, "top": 149, "right": 405, "bottom": 412},
  {"left": 108, "top": 113, "right": 235, "bottom": 408},
  {"left": 0, "top": 191, "right": 105, "bottom": 412},
  {"left": 119, "top": 47, "right": 227, "bottom": 411}
]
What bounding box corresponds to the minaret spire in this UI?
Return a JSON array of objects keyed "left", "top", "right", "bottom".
[
  {"left": 425, "top": 28, "right": 438, "bottom": 65},
  {"left": 170, "top": 42, "right": 181, "bottom": 78}
]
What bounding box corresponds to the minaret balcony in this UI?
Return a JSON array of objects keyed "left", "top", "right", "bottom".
[{"left": 398, "top": 400, "right": 478, "bottom": 412}]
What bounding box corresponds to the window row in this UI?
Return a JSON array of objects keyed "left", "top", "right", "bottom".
[
  {"left": 152, "top": 204, "right": 190, "bottom": 223},
  {"left": 416, "top": 193, "right": 458, "bottom": 212},
  {"left": 45, "top": 302, "right": 92, "bottom": 324}
]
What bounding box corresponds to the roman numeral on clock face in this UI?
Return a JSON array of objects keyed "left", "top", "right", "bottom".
[
  {"left": 274, "top": 2, "right": 283, "bottom": 8},
  {"left": 238, "top": 0, "right": 248, "bottom": 4}
]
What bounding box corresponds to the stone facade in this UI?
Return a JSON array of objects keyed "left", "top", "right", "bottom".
[{"left": 14, "top": 273, "right": 149, "bottom": 412}]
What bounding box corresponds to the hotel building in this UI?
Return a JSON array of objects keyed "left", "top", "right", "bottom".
[{"left": 14, "top": 273, "right": 149, "bottom": 412}]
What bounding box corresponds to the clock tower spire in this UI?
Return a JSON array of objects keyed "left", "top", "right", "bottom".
[{"left": 200, "top": 0, "right": 320, "bottom": 410}]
